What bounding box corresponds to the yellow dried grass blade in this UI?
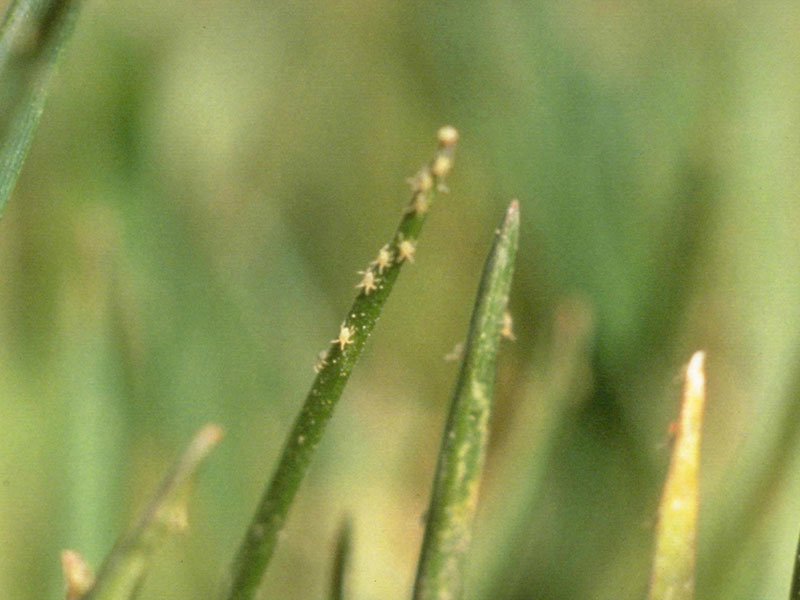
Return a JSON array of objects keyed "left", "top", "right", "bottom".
[{"left": 648, "top": 351, "right": 706, "bottom": 600}]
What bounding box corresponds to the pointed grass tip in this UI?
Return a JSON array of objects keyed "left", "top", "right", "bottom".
[
  {"left": 193, "top": 423, "right": 225, "bottom": 454},
  {"left": 686, "top": 351, "right": 705, "bottom": 396},
  {"left": 61, "top": 550, "right": 95, "bottom": 600}
]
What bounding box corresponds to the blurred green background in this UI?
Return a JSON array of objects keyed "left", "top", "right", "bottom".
[{"left": 1, "top": 1, "right": 800, "bottom": 598}]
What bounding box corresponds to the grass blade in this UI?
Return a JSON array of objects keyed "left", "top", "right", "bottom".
[
  {"left": 329, "top": 517, "right": 352, "bottom": 600},
  {"left": 469, "top": 299, "right": 595, "bottom": 599},
  {"left": 0, "top": 0, "right": 81, "bottom": 217},
  {"left": 222, "top": 127, "right": 459, "bottom": 600},
  {"left": 648, "top": 351, "right": 706, "bottom": 600},
  {"left": 413, "top": 200, "right": 520, "bottom": 600},
  {"left": 789, "top": 530, "right": 800, "bottom": 600},
  {"left": 82, "top": 424, "right": 224, "bottom": 600}
]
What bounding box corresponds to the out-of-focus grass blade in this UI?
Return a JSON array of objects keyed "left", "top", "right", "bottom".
[
  {"left": 329, "top": 517, "right": 352, "bottom": 600},
  {"left": 0, "top": 0, "right": 81, "bottom": 217},
  {"left": 413, "top": 200, "right": 520, "bottom": 600},
  {"left": 222, "top": 127, "right": 459, "bottom": 600},
  {"left": 788, "top": 528, "right": 800, "bottom": 599},
  {"left": 648, "top": 351, "right": 706, "bottom": 600},
  {"left": 81, "top": 423, "right": 224, "bottom": 600},
  {"left": 61, "top": 550, "right": 94, "bottom": 600}
]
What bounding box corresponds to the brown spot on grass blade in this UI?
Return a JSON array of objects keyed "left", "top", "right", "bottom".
[
  {"left": 648, "top": 351, "right": 706, "bottom": 600},
  {"left": 83, "top": 424, "right": 223, "bottom": 600}
]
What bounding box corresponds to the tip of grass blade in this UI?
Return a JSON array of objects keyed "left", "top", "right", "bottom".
[
  {"left": 648, "top": 351, "right": 706, "bottom": 600},
  {"left": 61, "top": 549, "right": 95, "bottom": 600},
  {"left": 84, "top": 423, "right": 223, "bottom": 600},
  {"left": 329, "top": 516, "right": 353, "bottom": 600},
  {"left": 181, "top": 423, "right": 225, "bottom": 470},
  {"left": 413, "top": 200, "right": 520, "bottom": 600}
]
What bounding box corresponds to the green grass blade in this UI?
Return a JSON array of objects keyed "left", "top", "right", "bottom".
[
  {"left": 468, "top": 299, "right": 594, "bottom": 599},
  {"left": 83, "top": 424, "right": 224, "bottom": 600},
  {"left": 329, "top": 517, "right": 352, "bottom": 600},
  {"left": 648, "top": 351, "right": 706, "bottom": 600},
  {"left": 222, "top": 127, "right": 460, "bottom": 600},
  {"left": 0, "top": 0, "right": 81, "bottom": 218},
  {"left": 413, "top": 200, "right": 520, "bottom": 600},
  {"left": 790, "top": 531, "right": 800, "bottom": 600}
]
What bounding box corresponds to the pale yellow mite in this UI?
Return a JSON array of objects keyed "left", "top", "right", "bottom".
[
  {"left": 355, "top": 269, "right": 378, "bottom": 295},
  {"left": 396, "top": 237, "right": 416, "bottom": 263},
  {"left": 437, "top": 125, "right": 459, "bottom": 147},
  {"left": 371, "top": 245, "right": 393, "bottom": 274},
  {"left": 332, "top": 325, "right": 354, "bottom": 350},
  {"left": 407, "top": 168, "right": 434, "bottom": 194},
  {"left": 430, "top": 154, "right": 453, "bottom": 178},
  {"left": 409, "top": 193, "right": 429, "bottom": 215},
  {"left": 314, "top": 350, "right": 329, "bottom": 373}
]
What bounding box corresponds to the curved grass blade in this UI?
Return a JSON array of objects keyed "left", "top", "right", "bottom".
[
  {"left": 647, "top": 351, "right": 706, "bottom": 600},
  {"left": 329, "top": 517, "right": 352, "bottom": 600},
  {"left": 0, "top": 0, "right": 81, "bottom": 218},
  {"left": 413, "top": 200, "right": 520, "bottom": 600},
  {"left": 222, "top": 127, "right": 459, "bottom": 600},
  {"left": 82, "top": 424, "right": 224, "bottom": 600}
]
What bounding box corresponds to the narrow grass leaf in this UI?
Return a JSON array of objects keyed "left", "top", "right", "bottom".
[
  {"left": 648, "top": 351, "right": 706, "bottom": 600},
  {"left": 222, "top": 127, "right": 459, "bottom": 600},
  {"left": 0, "top": 0, "right": 81, "bottom": 217},
  {"left": 413, "top": 200, "right": 520, "bottom": 600},
  {"left": 83, "top": 424, "right": 224, "bottom": 600},
  {"left": 329, "top": 517, "right": 352, "bottom": 600}
]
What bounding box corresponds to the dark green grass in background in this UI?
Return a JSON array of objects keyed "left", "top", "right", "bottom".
[{"left": 0, "top": 1, "right": 799, "bottom": 599}]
